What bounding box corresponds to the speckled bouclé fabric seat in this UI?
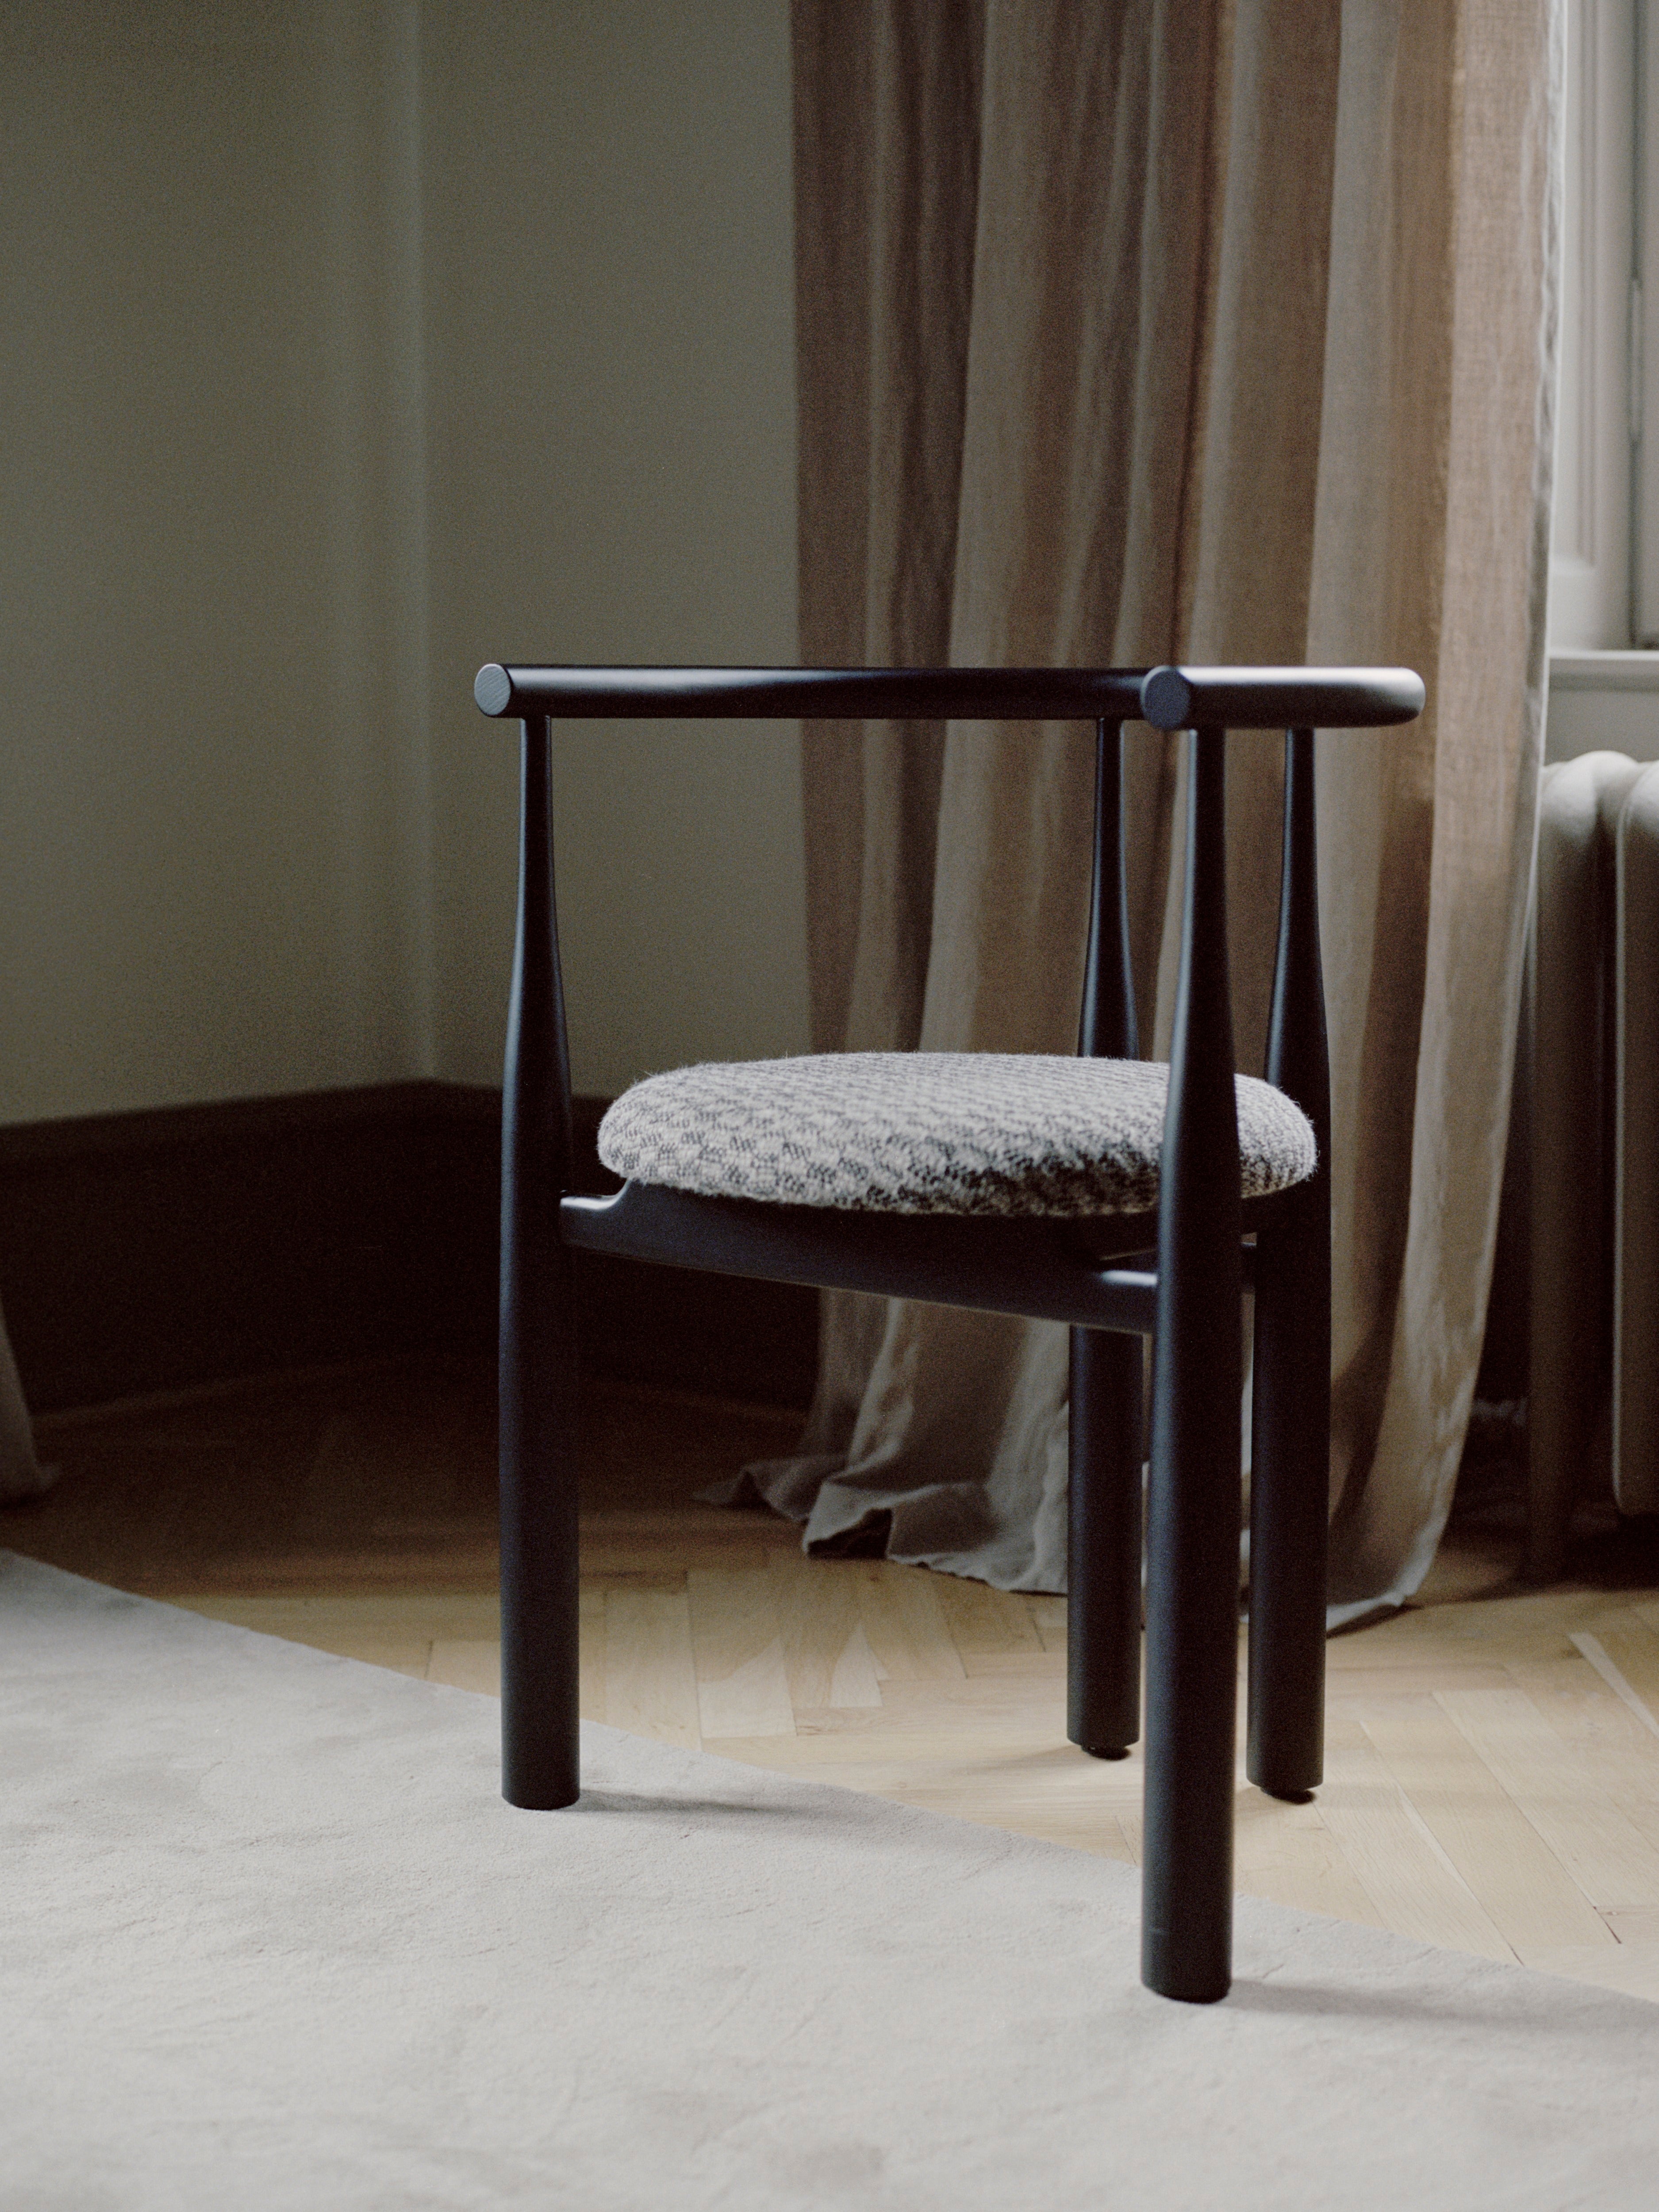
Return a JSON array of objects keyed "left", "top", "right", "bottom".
[{"left": 597, "top": 1051, "right": 1317, "bottom": 1219}]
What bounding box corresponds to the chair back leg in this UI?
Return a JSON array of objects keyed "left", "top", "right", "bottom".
[
  {"left": 1068, "top": 1329, "right": 1144, "bottom": 1755},
  {"left": 1247, "top": 727, "right": 1332, "bottom": 1798}
]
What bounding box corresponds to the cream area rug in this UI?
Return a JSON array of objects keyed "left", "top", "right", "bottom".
[{"left": 6, "top": 1552, "right": 1659, "bottom": 2211}]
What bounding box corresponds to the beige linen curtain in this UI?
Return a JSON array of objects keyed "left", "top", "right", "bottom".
[{"left": 731, "top": 0, "right": 1559, "bottom": 1624}]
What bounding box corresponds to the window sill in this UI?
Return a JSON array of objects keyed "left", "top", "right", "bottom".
[{"left": 1550, "top": 650, "right": 1659, "bottom": 691}]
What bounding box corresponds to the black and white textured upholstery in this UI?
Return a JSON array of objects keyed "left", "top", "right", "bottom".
[{"left": 598, "top": 1052, "right": 1317, "bottom": 1218}]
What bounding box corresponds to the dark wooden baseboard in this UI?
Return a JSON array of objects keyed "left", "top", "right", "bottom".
[{"left": 0, "top": 1083, "right": 817, "bottom": 1415}]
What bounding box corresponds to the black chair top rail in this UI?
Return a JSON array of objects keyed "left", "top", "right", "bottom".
[{"left": 474, "top": 661, "right": 1425, "bottom": 731}]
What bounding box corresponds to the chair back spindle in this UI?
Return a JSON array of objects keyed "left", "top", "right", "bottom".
[
  {"left": 1079, "top": 720, "right": 1139, "bottom": 1061},
  {"left": 503, "top": 717, "right": 576, "bottom": 1204},
  {"left": 1246, "top": 727, "right": 1333, "bottom": 1797},
  {"left": 1263, "top": 729, "right": 1329, "bottom": 1146},
  {"left": 1068, "top": 718, "right": 1146, "bottom": 1762}
]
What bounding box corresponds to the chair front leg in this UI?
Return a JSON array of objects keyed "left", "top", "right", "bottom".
[
  {"left": 1142, "top": 1293, "right": 1242, "bottom": 2004},
  {"left": 499, "top": 713, "right": 582, "bottom": 1811},
  {"left": 1141, "top": 727, "right": 1243, "bottom": 2004},
  {"left": 1067, "top": 1323, "right": 1144, "bottom": 1759}
]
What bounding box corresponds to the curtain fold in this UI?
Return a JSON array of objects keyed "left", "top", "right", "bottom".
[{"left": 738, "top": 0, "right": 1558, "bottom": 1621}]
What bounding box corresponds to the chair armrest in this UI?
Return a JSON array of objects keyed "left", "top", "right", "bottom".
[
  {"left": 474, "top": 664, "right": 1144, "bottom": 722},
  {"left": 475, "top": 661, "right": 1425, "bottom": 730},
  {"left": 1140, "top": 665, "right": 1425, "bottom": 730}
]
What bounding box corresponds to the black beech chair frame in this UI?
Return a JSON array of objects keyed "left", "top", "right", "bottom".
[{"left": 473, "top": 659, "right": 1425, "bottom": 2004}]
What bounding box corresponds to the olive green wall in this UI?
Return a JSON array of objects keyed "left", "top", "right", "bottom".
[{"left": 0, "top": 0, "right": 806, "bottom": 1121}]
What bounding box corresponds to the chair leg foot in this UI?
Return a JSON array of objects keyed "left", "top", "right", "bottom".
[
  {"left": 1067, "top": 1326, "right": 1143, "bottom": 1757},
  {"left": 1140, "top": 1932, "right": 1232, "bottom": 2005},
  {"left": 502, "top": 1774, "right": 581, "bottom": 1812},
  {"left": 1140, "top": 1369, "right": 1239, "bottom": 2003},
  {"left": 499, "top": 1247, "right": 582, "bottom": 1814}
]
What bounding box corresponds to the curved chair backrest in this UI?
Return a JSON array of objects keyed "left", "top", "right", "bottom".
[{"left": 473, "top": 656, "right": 1423, "bottom": 1206}]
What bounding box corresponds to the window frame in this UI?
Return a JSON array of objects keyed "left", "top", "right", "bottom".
[{"left": 1551, "top": 0, "right": 1637, "bottom": 651}]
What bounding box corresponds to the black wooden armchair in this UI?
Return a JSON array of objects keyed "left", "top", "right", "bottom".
[{"left": 472, "top": 660, "right": 1424, "bottom": 2002}]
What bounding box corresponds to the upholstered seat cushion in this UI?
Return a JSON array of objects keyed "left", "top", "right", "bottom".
[{"left": 597, "top": 1052, "right": 1317, "bottom": 1218}]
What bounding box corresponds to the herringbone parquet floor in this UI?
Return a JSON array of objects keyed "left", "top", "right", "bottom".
[{"left": 11, "top": 1356, "right": 1659, "bottom": 2004}]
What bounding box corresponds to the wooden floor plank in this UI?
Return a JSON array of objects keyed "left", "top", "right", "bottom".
[
  {"left": 931, "top": 1572, "right": 1044, "bottom": 1663},
  {"left": 1230, "top": 1789, "right": 1387, "bottom": 1930},
  {"left": 1575, "top": 1629, "right": 1659, "bottom": 1741},
  {"left": 687, "top": 1567, "right": 795, "bottom": 1741},
  {"left": 1603, "top": 1906, "right": 1659, "bottom": 1942},
  {"left": 765, "top": 1550, "right": 882, "bottom": 1711},
  {"left": 1314, "top": 1721, "right": 1513, "bottom": 1961},
  {"left": 853, "top": 1560, "right": 967, "bottom": 1686},
  {"left": 1358, "top": 1698, "right": 1614, "bottom": 1953},
  {"left": 180, "top": 1591, "right": 500, "bottom": 1640},
  {"left": 701, "top": 1738, "right": 1140, "bottom": 1862},
  {"left": 174, "top": 1594, "right": 435, "bottom": 1679},
  {"left": 1024, "top": 1594, "right": 1067, "bottom": 1651},
  {"left": 1502, "top": 1654, "right": 1659, "bottom": 1819},
  {"left": 578, "top": 1584, "right": 606, "bottom": 1720},
  {"left": 795, "top": 1671, "right": 1072, "bottom": 1734},
  {"left": 601, "top": 1586, "right": 701, "bottom": 1749},
  {"left": 427, "top": 1640, "right": 501, "bottom": 1695},
  {"left": 958, "top": 1648, "right": 1068, "bottom": 1680},
  {"left": 1323, "top": 1664, "right": 1516, "bottom": 1700},
  {"left": 1437, "top": 1684, "right": 1659, "bottom": 1912}
]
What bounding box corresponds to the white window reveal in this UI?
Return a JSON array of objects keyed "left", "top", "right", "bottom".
[{"left": 1552, "top": 0, "right": 1635, "bottom": 652}]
